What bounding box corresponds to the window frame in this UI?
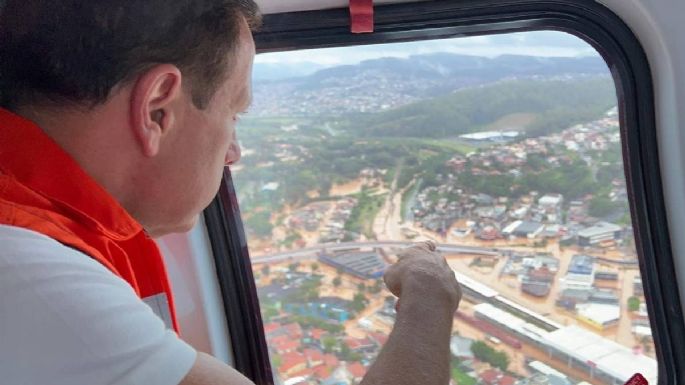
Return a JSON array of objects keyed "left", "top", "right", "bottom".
[{"left": 204, "top": 1, "right": 685, "bottom": 384}]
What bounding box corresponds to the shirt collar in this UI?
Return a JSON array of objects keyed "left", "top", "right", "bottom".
[{"left": 0, "top": 108, "right": 143, "bottom": 239}]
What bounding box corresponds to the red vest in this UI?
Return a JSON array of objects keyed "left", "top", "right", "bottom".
[{"left": 0, "top": 108, "right": 181, "bottom": 333}]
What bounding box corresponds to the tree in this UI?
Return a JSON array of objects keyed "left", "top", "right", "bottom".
[
  {"left": 288, "top": 262, "right": 300, "bottom": 273},
  {"left": 368, "top": 280, "right": 383, "bottom": 294},
  {"left": 333, "top": 276, "right": 342, "bottom": 288},
  {"left": 628, "top": 296, "right": 641, "bottom": 312},
  {"left": 322, "top": 336, "right": 337, "bottom": 353},
  {"left": 245, "top": 211, "right": 273, "bottom": 238},
  {"left": 357, "top": 282, "right": 366, "bottom": 292},
  {"left": 352, "top": 293, "right": 368, "bottom": 313},
  {"left": 471, "top": 340, "right": 509, "bottom": 371},
  {"left": 311, "top": 263, "right": 320, "bottom": 272}
]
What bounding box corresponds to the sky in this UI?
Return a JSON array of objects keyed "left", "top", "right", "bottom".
[{"left": 255, "top": 30, "right": 599, "bottom": 67}]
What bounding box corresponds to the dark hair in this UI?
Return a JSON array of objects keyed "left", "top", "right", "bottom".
[{"left": 0, "top": 0, "right": 260, "bottom": 110}]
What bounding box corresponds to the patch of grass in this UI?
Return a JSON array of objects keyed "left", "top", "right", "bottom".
[{"left": 451, "top": 367, "right": 476, "bottom": 385}]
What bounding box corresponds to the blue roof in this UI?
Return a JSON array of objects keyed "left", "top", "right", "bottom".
[{"left": 568, "top": 255, "right": 594, "bottom": 275}]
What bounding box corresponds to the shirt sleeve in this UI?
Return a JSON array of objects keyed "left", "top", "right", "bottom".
[{"left": 0, "top": 225, "right": 197, "bottom": 385}]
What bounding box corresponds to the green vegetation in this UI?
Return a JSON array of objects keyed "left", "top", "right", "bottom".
[
  {"left": 285, "top": 276, "right": 322, "bottom": 302},
  {"left": 401, "top": 180, "right": 421, "bottom": 221},
  {"left": 244, "top": 211, "right": 273, "bottom": 238},
  {"left": 340, "top": 344, "right": 364, "bottom": 362},
  {"left": 628, "top": 296, "right": 641, "bottom": 312},
  {"left": 451, "top": 367, "right": 477, "bottom": 385},
  {"left": 347, "top": 77, "right": 616, "bottom": 139},
  {"left": 291, "top": 315, "right": 344, "bottom": 333},
  {"left": 322, "top": 336, "right": 338, "bottom": 353},
  {"left": 352, "top": 293, "right": 369, "bottom": 313},
  {"left": 235, "top": 76, "right": 619, "bottom": 239},
  {"left": 471, "top": 340, "right": 510, "bottom": 371},
  {"left": 344, "top": 189, "right": 386, "bottom": 239},
  {"left": 271, "top": 353, "right": 282, "bottom": 368},
  {"left": 589, "top": 192, "right": 624, "bottom": 218}
]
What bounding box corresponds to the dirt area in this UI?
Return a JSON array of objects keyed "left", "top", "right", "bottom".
[{"left": 330, "top": 180, "right": 363, "bottom": 196}]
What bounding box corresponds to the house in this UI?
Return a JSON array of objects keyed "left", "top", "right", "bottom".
[
  {"left": 480, "top": 369, "right": 516, "bottom": 385},
  {"left": 577, "top": 222, "right": 622, "bottom": 246},
  {"left": 347, "top": 362, "right": 367, "bottom": 383},
  {"left": 280, "top": 352, "right": 308, "bottom": 378},
  {"left": 450, "top": 335, "right": 474, "bottom": 359}
]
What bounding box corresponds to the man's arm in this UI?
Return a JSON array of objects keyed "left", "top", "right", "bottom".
[
  {"left": 181, "top": 241, "right": 460, "bottom": 385},
  {"left": 181, "top": 353, "right": 254, "bottom": 385},
  {"left": 360, "top": 241, "right": 462, "bottom": 385}
]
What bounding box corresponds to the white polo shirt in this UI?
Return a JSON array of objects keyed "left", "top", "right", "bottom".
[{"left": 0, "top": 224, "right": 197, "bottom": 385}]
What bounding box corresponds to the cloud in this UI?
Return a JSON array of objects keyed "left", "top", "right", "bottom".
[{"left": 255, "top": 31, "right": 598, "bottom": 67}]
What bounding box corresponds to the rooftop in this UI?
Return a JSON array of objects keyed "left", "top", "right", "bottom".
[
  {"left": 568, "top": 255, "right": 594, "bottom": 275},
  {"left": 544, "top": 325, "right": 657, "bottom": 384},
  {"left": 578, "top": 221, "right": 622, "bottom": 238}
]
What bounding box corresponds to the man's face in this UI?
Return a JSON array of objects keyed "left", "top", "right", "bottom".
[{"left": 151, "top": 18, "right": 255, "bottom": 234}]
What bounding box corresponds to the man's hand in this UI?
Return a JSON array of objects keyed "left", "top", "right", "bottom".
[
  {"left": 360, "top": 241, "right": 462, "bottom": 385},
  {"left": 384, "top": 241, "right": 462, "bottom": 313}
]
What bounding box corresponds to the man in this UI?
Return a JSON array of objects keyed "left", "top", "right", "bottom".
[{"left": 0, "top": 1, "right": 461, "bottom": 385}]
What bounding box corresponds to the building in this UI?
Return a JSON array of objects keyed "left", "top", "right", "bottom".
[
  {"left": 538, "top": 194, "right": 564, "bottom": 209},
  {"left": 576, "top": 303, "right": 621, "bottom": 330},
  {"left": 503, "top": 220, "right": 545, "bottom": 239},
  {"left": 560, "top": 255, "right": 595, "bottom": 291},
  {"left": 633, "top": 277, "right": 644, "bottom": 296},
  {"left": 480, "top": 368, "right": 516, "bottom": 385},
  {"left": 556, "top": 288, "right": 591, "bottom": 310},
  {"left": 594, "top": 271, "right": 619, "bottom": 289},
  {"left": 543, "top": 325, "right": 656, "bottom": 385},
  {"left": 527, "top": 361, "right": 571, "bottom": 385},
  {"left": 521, "top": 278, "right": 552, "bottom": 297},
  {"left": 450, "top": 335, "right": 475, "bottom": 359},
  {"left": 589, "top": 289, "right": 620, "bottom": 305},
  {"left": 319, "top": 251, "right": 386, "bottom": 279},
  {"left": 577, "top": 222, "right": 622, "bottom": 246}
]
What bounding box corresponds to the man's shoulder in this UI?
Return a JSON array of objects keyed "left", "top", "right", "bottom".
[
  {"left": 0, "top": 224, "right": 197, "bottom": 385},
  {"left": 0, "top": 224, "right": 103, "bottom": 269}
]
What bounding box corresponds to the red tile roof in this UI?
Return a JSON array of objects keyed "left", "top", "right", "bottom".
[
  {"left": 303, "top": 348, "right": 324, "bottom": 365},
  {"left": 310, "top": 328, "right": 327, "bottom": 340},
  {"left": 323, "top": 353, "right": 339, "bottom": 368},
  {"left": 480, "top": 369, "right": 501, "bottom": 384},
  {"left": 263, "top": 322, "right": 282, "bottom": 335},
  {"left": 312, "top": 364, "right": 333, "bottom": 379},
  {"left": 280, "top": 352, "right": 307, "bottom": 373},
  {"left": 283, "top": 322, "right": 303, "bottom": 339},
  {"left": 347, "top": 362, "right": 367, "bottom": 379}
]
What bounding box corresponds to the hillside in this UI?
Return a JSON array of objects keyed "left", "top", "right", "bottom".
[
  {"left": 251, "top": 53, "right": 610, "bottom": 116},
  {"left": 343, "top": 76, "right": 617, "bottom": 138}
]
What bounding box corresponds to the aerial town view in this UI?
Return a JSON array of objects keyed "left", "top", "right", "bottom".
[{"left": 233, "top": 34, "right": 656, "bottom": 385}]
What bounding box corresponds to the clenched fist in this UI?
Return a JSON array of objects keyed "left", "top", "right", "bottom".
[{"left": 384, "top": 241, "right": 462, "bottom": 314}]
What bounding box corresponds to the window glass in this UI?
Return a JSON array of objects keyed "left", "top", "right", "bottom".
[{"left": 233, "top": 31, "right": 657, "bottom": 385}]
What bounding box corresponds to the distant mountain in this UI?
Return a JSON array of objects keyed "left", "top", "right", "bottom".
[
  {"left": 345, "top": 76, "right": 616, "bottom": 138},
  {"left": 251, "top": 53, "right": 610, "bottom": 116}
]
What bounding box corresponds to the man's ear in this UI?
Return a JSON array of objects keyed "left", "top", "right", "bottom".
[{"left": 130, "top": 64, "right": 183, "bottom": 157}]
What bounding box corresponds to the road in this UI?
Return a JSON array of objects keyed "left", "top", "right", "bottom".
[{"left": 251, "top": 241, "right": 500, "bottom": 263}]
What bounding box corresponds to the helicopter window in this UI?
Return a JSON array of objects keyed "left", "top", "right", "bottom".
[
  {"left": 202, "top": 1, "right": 684, "bottom": 384},
  {"left": 229, "top": 31, "right": 657, "bottom": 385}
]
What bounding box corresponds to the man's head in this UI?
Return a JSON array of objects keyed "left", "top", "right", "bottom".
[{"left": 0, "top": 0, "right": 261, "bottom": 236}]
